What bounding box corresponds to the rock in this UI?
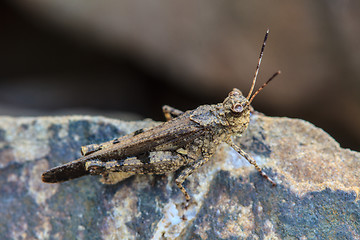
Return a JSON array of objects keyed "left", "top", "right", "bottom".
[{"left": 0, "top": 114, "right": 359, "bottom": 239}]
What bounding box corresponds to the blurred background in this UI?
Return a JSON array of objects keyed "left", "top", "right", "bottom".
[{"left": 0, "top": 1, "right": 359, "bottom": 151}]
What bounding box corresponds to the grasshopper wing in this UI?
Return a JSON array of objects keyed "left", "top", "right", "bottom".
[
  {"left": 42, "top": 158, "right": 87, "bottom": 183},
  {"left": 91, "top": 112, "right": 206, "bottom": 161},
  {"left": 42, "top": 111, "right": 206, "bottom": 183}
]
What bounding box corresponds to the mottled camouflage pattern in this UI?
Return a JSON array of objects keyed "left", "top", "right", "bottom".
[
  {"left": 42, "top": 89, "right": 276, "bottom": 200},
  {"left": 42, "top": 30, "right": 278, "bottom": 200}
]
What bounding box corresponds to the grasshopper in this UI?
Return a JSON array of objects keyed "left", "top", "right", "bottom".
[{"left": 42, "top": 30, "right": 280, "bottom": 200}]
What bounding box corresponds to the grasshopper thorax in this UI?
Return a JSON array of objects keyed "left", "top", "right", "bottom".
[{"left": 222, "top": 88, "right": 251, "bottom": 133}]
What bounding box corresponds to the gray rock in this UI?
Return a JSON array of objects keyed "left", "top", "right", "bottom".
[{"left": 0, "top": 114, "right": 359, "bottom": 239}]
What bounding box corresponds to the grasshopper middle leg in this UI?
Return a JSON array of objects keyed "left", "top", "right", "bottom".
[{"left": 175, "top": 154, "right": 210, "bottom": 201}]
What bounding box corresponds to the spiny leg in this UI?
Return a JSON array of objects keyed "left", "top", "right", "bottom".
[
  {"left": 228, "top": 140, "right": 276, "bottom": 186},
  {"left": 175, "top": 155, "right": 210, "bottom": 201},
  {"left": 162, "top": 105, "right": 184, "bottom": 121}
]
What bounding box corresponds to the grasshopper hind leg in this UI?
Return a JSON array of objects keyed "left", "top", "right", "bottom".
[
  {"left": 86, "top": 151, "right": 188, "bottom": 186},
  {"left": 85, "top": 160, "right": 134, "bottom": 184}
]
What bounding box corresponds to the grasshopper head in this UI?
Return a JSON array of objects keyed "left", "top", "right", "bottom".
[
  {"left": 222, "top": 88, "right": 251, "bottom": 132},
  {"left": 221, "top": 70, "right": 280, "bottom": 133}
]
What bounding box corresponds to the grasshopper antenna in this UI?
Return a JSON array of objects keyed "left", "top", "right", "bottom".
[
  {"left": 246, "top": 29, "right": 269, "bottom": 100},
  {"left": 248, "top": 70, "right": 281, "bottom": 105}
]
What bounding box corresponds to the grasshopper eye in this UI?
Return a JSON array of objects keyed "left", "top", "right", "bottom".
[{"left": 231, "top": 103, "right": 243, "bottom": 113}]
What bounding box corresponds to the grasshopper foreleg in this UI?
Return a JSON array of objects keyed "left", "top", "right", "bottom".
[
  {"left": 162, "top": 105, "right": 184, "bottom": 121},
  {"left": 227, "top": 140, "right": 276, "bottom": 186}
]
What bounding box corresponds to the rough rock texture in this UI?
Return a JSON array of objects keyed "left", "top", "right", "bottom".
[{"left": 0, "top": 114, "right": 359, "bottom": 239}]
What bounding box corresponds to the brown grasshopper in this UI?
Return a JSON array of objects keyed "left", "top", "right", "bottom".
[{"left": 42, "top": 30, "right": 280, "bottom": 200}]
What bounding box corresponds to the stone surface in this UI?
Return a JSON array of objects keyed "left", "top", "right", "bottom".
[{"left": 0, "top": 114, "right": 359, "bottom": 239}]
